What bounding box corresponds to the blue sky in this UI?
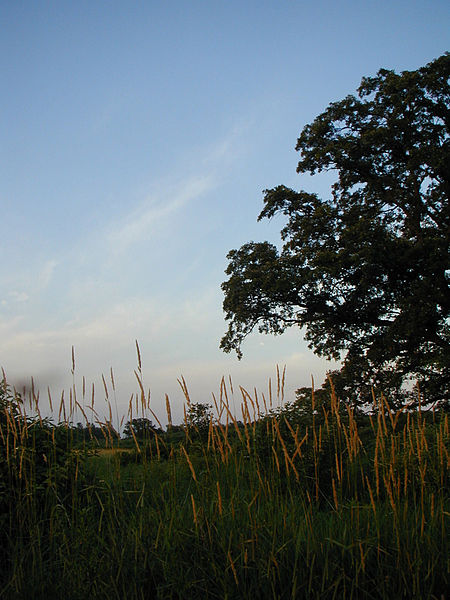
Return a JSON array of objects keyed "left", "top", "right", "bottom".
[{"left": 1, "top": 1, "right": 449, "bottom": 425}]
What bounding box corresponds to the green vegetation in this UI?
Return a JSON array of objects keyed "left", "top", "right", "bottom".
[
  {"left": 0, "top": 370, "right": 448, "bottom": 599},
  {"left": 221, "top": 53, "right": 449, "bottom": 406}
]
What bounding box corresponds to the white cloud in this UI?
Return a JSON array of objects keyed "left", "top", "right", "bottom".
[
  {"left": 107, "top": 174, "right": 216, "bottom": 254},
  {"left": 9, "top": 291, "right": 29, "bottom": 303},
  {"left": 2, "top": 120, "right": 306, "bottom": 424},
  {"left": 101, "top": 123, "right": 249, "bottom": 257},
  {"left": 0, "top": 293, "right": 337, "bottom": 426},
  {"left": 0, "top": 259, "right": 58, "bottom": 313},
  {"left": 37, "top": 259, "right": 59, "bottom": 289},
  {"left": 0, "top": 314, "right": 24, "bottom": 336},
  {"left": 1, "top": 298, "right": 166, "bottom": 352}
]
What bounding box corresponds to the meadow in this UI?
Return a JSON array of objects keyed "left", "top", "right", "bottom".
[{"left": 0, "top": 365, "right": 448, "bottom": 599}]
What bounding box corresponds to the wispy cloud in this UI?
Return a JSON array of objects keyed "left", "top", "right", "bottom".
[
  {"left": 8, "top": 291, "right": 29, "bottom": 303},
  {"left": 0, "top": 123, "right": 254, "bottom": 414},
  {"left": 102, "top": 122, "right": 250, "bottom": 256},
  {"left": 107, "top": 174, "right": 216, "bottom": 254},
  {"left": 37, "top": 259, "right": 59, "bottom": 289},
  {"left": 0, "top": 258, "right": 58, "bottom": 313}
]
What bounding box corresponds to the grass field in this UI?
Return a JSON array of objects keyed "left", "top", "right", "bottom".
[{"left": 0, "top": 371, "right": 448, "bottom": 599}]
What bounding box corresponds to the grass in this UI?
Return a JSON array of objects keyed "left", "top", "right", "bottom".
[{"left": 0, "top": 368, "right": 448, "bottom": 599}]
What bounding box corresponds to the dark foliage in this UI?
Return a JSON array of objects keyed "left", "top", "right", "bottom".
[
  {"left": 123, "top": 417, "right": 162, "bottom": 440},
  {"left": 221, "top": 54, "right": 449, "bottom": 407},
  {"left": 185, "top": 402, "right": 213, "bottom": 435}
]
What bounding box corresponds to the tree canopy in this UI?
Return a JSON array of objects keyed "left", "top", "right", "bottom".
[
  {"left": 185, "top": 402, "right": 213, "bottom": 435},
  {"left": 221, "top": 54, "right": 449, "bottom": 405},
  {"left": 123, "top": 418, "right": 162, "bottom": 440}
]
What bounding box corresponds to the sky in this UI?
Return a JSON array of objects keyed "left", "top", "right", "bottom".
[{"left": 1, "top": 0, "right": 449, "bottom": 426}]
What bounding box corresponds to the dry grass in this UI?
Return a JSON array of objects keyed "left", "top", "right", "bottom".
[{"left": 0, "top": 365, "right": 448, "bottom": 599}]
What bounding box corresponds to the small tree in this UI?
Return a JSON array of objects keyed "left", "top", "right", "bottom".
[
  {"left": 185, "top": 402, "right": 213, "bottom": 435},
  {"left": 123, "top": 418, "right": 161, "bottom": 440}
]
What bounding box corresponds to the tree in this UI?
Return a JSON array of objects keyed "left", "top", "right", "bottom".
[
  {"left": 123, "top": 418, "right": 161, "bottom": 440},
  {"left": 221, "top": 54, "right": 449, "bottom": 406},
  {"left": 185, "top": 402, "right": 213, "bottom": 434}
]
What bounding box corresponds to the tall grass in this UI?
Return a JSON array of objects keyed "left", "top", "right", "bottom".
[{"left": 0, "top": 367, "right": 448, "bottom": 599}]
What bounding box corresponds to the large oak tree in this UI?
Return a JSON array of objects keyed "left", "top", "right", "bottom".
[{"left": 221, "top": 54, "right": 449, "bottom": 405}]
